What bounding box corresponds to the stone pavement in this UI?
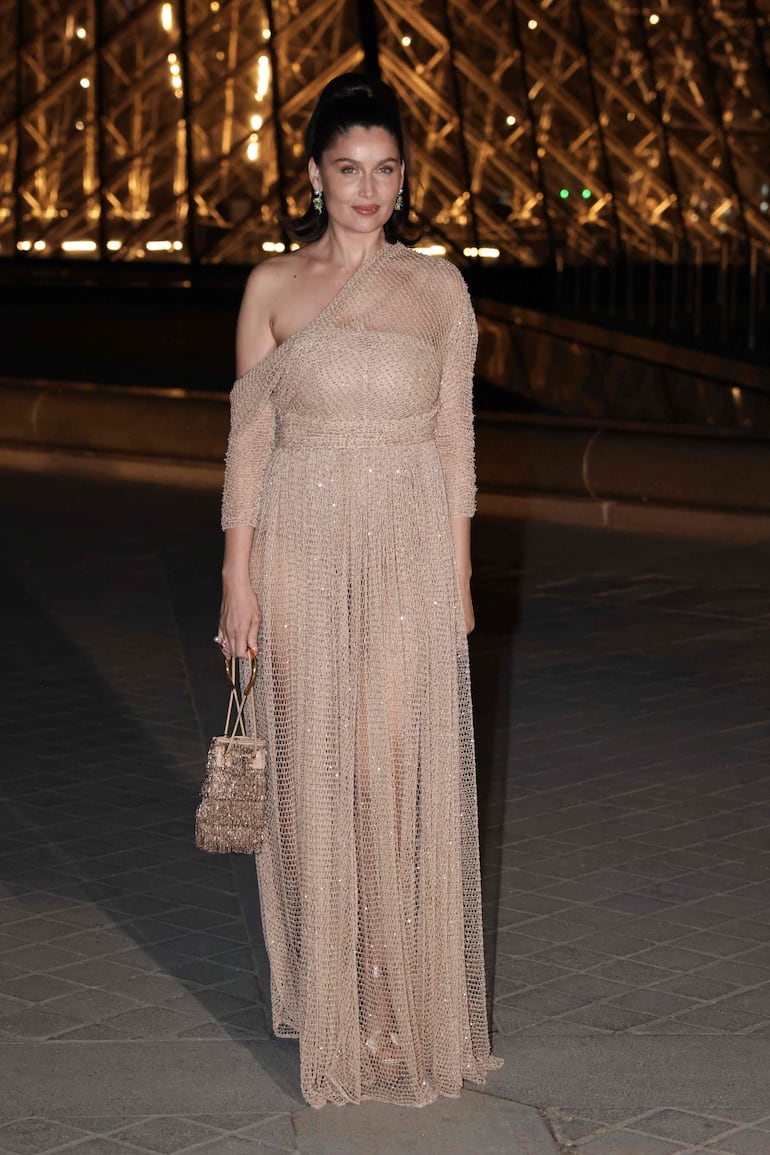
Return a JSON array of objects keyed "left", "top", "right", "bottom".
[{"left": 0, "top": 468, "right": 769, "bottom": 1155}]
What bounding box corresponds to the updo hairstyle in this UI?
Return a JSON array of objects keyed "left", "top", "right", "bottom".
[{"left": 288, "top": 73, "right": 414, "bottom": 244}]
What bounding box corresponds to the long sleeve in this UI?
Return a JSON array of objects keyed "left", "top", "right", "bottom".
[
  {"left": 434, "top": 266, "right": 478, "bottom": 518},
  {"left": 221, "top": 363, "right": 277, "bottom": 530}
]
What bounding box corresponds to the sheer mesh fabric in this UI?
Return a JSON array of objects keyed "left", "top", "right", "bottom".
[{"left": 222, "top": 242, "right": 501, "bottom": 1107}]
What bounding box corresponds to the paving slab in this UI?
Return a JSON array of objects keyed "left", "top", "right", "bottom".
[
  {"left": 490, "top": 1035, "right": 770, "bottom": 1110},
  {"left": 1, "top": 1041, "right": 302, "bottom": 1116},
  {"left": 291, "top": 1091, "right": 556, "bottom": 1154}
]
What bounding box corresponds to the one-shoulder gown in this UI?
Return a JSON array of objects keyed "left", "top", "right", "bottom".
[{"left": 221, "top": 241, "right": 500, "bottom": 1107}]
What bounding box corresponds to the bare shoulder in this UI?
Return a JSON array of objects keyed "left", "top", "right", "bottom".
[
  {"left": 236, "top": 256, "right": 294, "bottom": 374},
  {"left": 240, "top": 250, "right": 319, "bottom": 316},
  {"left": 236, "top": 251, "right": 320, "bottom": 374},
  {"left": 240, "top": 252, "right": 304, "bottom": 310}
]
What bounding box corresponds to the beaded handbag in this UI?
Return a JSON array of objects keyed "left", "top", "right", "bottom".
[{"left": 195, "top": 655, "right": 268, "bottom": 854}]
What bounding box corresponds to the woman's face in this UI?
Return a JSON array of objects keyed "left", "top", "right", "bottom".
[{"left": 309, "top": 125, "right": 404, "bottom": 235}]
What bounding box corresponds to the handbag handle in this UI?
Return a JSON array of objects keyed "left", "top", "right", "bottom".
[
  {"left": 224, "top": 653, "right": 258, "bottom": 696},
  {"left": 222, "top": 655, "right": 259, "bottom": 746}
]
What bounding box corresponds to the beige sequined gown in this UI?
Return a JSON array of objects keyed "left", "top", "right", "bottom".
[{"left": 221, "top": 241, "right": 500, "bottom": 1108}]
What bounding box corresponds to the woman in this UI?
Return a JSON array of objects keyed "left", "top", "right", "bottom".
[{"left": 217, "top": 73, "right": 500, "bottom": 1108}]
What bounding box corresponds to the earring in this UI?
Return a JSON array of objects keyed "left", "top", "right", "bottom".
[
  {"left": 394, "top": 188, "right": 404, "bottom": 213},
  {"left": 312, "top": 188, "right": 324, "bottom": 215}
]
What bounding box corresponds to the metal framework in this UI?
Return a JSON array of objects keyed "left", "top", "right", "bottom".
[{"left": 2, "top": 0, "right": 770, "bottom": 265}]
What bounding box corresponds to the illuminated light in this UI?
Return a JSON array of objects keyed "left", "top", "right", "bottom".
[
  {"left": 61, "top": 241, "right": 97, "bottom": 252},
  {"left": 627, "top": 112, "right": 635, "bottom": 122},
  {"left": 146, "top": 241, "right": 174, "bottom": 251},
  {"left": 169, "top": 62, "right": 181, "bottom": 75},
  {"left": 79, "top": 77, "right": 90, "bottom": 89},
  {"left": 255, "top": 54, "right": 270, "bottom": 101},
  {"left": 167, "top": 52, "right": 178, "bottom": 62},
  {"left": 106, "top": 240, "right": 122, "bottom": 251},
  {"left": 401, "top": 35, "right": 412, "bottom": 47},
  {"left": 210, "top": 1, "right": 220, "bottom": 9},
  {"left": 262, "top": 241, "right": 286, "bottom": 253},
  {"left": 649, "top": 12, "right": 660, "bottom": 24},
  {"left": 262, "top": 28, "right": 271, "bottom": 39},
  {"left": 250, "top": 114, "right": 264, "bottom": 130},
  {"left": 33, "top": 240, "right": 47, "bottom": 251},
  {"left": 581, "top": 188, "right": 592, "bottom": 199},
  {"left": 75, "top": 26, "right": 87, "bottom": 39},
  {"left": 215, "top": 50, "right": 225, "bottom": 61},
  {"left": 173, "top": 241, "right": 183, "bottom": 251},
  {"left": 290, "top": 243, "right": 301, "bottom": 251},
  {"left": 559, "top": 188, "right": 570, "bottom": 199},
  {"left": 247, "top": 139, "right": 260, "bottom": 161},
  {"left": 174, "top": 90, "right": 183, "bottom": 100},
  {"left": 161, "top": 3, "right": 173, "bottom": 31},
  {"left": 462, "top": 247, "right": 499, "bottom": 259},
  {"left": 415, "top": 245, "right": 447, "bottom": 256},
  {"left": 760, "top": 201, "right": 769, "bottom": 213},
  {"left": 171, "top": 75, "right": 182, "bottom": 89},
  {"left": 17, "top": 241, "right": 32, "bottom": 251},
  {"left": 505, "top": 115, "right": 517, "bottom": 127},
  {"left": 527, "top": 19, "right": 538, "bottom": 30},
  {"left": 75, "top": 119, "right": 85, "bottom": 131}
]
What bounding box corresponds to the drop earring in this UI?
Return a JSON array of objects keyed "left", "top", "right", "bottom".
[
  {"left": 312, "top": 188, "right": 324, "bottom": 215},
  {"left": 394, "top": 187, "right": 404, "bottom": 213}
]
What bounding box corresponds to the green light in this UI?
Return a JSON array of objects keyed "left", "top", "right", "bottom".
[
  {"left": 559, "top": 188, "right": 570, "bottom": 199},
  {"left": 581, "top": 188, "right": 592, "bottom": 199}
]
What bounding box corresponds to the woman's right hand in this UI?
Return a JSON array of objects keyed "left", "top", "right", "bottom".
[{"left": 218, "top": 576, "right": 262, "bottom": 658}]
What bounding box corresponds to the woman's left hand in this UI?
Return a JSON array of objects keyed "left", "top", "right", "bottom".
[
  {"left": 449, "top": 517, "right": 474, "bottom": 635},
  {"left": 460, "top": 577, "right": 475, "bottom": 635}
]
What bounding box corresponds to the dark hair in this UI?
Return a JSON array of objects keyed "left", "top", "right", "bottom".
[{"left": 287, "top": 73, "right": 415, "bottom": 245}]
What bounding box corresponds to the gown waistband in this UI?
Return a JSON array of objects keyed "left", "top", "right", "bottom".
[{"left": 276, "top": 408, "right": 438, "bottom": 450}]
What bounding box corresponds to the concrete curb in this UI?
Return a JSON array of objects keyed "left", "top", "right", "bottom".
[
  {"left": 476, "top": 490, "right": 770, "bottom": 542},
  {"left": 3, "top": 444, "right": 770, "bottom": 543},
  {"left": 3, "top": 378, "right": 770, "bottom": 521}
]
